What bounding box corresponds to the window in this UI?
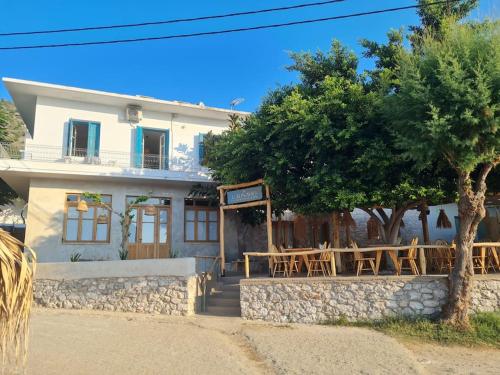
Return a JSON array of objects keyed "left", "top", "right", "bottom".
[
  {"left": 198, "top": 133, "right": 206, "bottom": 165},
  {"left": 126, "top": 196, "right": 171, "bottom": 244},
  {"left": 134, "top": 127, "right": 169, "bottom": 170},
  {"left": 63, "top": 193, "right": 111, "bottom": 243},
  {"left": 185, "top": 198, "right": 218, "bottom": 242},
  {"left": 67, "top": 120, "right": 101, "bottom": 158}
]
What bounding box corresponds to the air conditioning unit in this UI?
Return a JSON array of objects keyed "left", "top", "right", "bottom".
[{"left": 126, "top": 105, "right": 143, "bottom": 123}]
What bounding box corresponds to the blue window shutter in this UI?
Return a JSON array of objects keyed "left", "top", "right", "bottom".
[
  {"left": 87, "top": 122, "right": 100, "bottom": 158},
  {"left": 164, "top": 129, "right": 169, "bottom": 170},
  {"left": 134, "top": 126, "right": 143, "bottom": 168},
  {"left": 67, "top": 119, "right": 74, "bottom": 156},
  {"left": 198, "top": 133, "right": 205, "bottom": 164},
  {"left": 94, "top": 123, "right": 101, "bottom": 156}
]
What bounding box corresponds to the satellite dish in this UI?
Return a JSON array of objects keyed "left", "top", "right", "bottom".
[{"left": 230, "top": 98, "right": 245, "bottom": 109}]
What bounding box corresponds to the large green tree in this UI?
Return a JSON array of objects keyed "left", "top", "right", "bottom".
[
  {"left": 206, "top": 41, "right": 452, "bottom": 244},
  {"left": 387, "top": 19, "right": 499, "bottom": 328}
]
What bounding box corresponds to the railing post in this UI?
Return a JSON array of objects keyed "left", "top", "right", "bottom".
[
  {"left": 330, "top": 250, "right": 336, "bottom": 276},
  {"left": 245, "top": 254, "right": 250, "bottom": 279},
  {"left": 419, "top": 246, "right": 427, "bottom": 275}
]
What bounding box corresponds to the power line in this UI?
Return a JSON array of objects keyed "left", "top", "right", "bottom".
[
  {"left": 0, "top": 0, "right": 346, "bottom": 37},
  {"left": 0, "top": 1, "right": 460, "bottom": 51}
]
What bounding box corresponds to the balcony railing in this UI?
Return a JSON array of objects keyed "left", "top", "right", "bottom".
[{"left": 0, "top": 142, "right": 201, "bottom": 172}]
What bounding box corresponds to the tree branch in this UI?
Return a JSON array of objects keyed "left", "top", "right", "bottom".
[
  {"left": 376, "top": 208, "right": 390, "bottom": 225},
  {"left": 475, "top": 163, "right": 494, "bottom": 193},
  {"left": 361, "top": 208, "right": 383, "bottom": 225}
]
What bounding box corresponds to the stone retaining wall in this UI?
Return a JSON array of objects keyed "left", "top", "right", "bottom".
[
  {"left": 35, "top": 276, "right": 197, "bottom": 315},
  {"left": 34, "top": 258, "right": 198, "bottom": 316},
  {"left": 240, "top": 275, "right": 500, "bottom": 323}
]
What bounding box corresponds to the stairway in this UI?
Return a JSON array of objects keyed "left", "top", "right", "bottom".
[{"left": 204, "top": 274, "right": 243, "bottom": 317}]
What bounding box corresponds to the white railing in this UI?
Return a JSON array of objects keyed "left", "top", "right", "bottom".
[{"left": 0, "top": 142, "right": 202, "bottom": 172}]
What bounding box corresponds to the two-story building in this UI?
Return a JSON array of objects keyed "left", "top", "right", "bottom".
[{"left": 0, "top": 78, "right": 247, "bottom": 262}]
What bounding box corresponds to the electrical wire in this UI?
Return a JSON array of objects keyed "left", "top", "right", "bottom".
[
  {"left": 0, "top": 0, "right": 346, "bottom": 37},
  {"left": 0, "top": 1, "right": 460, "bottom": 51}
]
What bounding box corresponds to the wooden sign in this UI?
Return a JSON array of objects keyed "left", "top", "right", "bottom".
[
  {"left": 218, "top": 178, "right": 271, "bottom": 276},
  {"left": 226, "top": 185, "right": 263, "bottom": 205}
]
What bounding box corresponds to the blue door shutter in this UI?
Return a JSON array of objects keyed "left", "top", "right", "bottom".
[
  {"left": 198, "top": 133, "right": 205, "bottom": 164},
  {"left": 87, "top": 122, "right": 100, "bottom": 158},
  {"left": 66, "top": 119, "right": 74, "bottom": 156},
  {"left": 163, "top": 129, "right": 169, "bottom": 170},
  {"left": 134, "top": 126, "right": 143, "bottom": 168}
]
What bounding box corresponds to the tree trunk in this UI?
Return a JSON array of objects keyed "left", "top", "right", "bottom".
[
  {"left": 331, "top": 211, "right": 343, "bottom": 273},
  {"left": 444, "top": 170, "right": 489, "bottom": 329}
]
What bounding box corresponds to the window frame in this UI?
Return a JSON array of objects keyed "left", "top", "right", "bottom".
[
  {"left": 63, "top": 193, "right": 112, "bottom": 244},
  {"left": 198, "top": 133, "right": 206, "bottom": 166},
  {"left": 125, "top": 195, "right": 172, "bottom": 245},
  {"left": 184, "top": 198, "right": 219, "bottom": 243},
  {"left": 67, "top": 119, "right": 101, "bottom": 158}
]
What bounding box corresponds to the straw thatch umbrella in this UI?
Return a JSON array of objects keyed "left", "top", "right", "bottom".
[{"left": 0, "top": 229, "right": 36, "bottom": 373}]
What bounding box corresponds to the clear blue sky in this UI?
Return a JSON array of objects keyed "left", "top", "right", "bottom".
[{"left": 0, "top": 0, "right": 497, "bottom": 112}]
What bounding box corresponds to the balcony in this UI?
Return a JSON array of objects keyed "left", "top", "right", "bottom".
[{"left": 0, "top": 142, "right": 210, "bottom": 183}]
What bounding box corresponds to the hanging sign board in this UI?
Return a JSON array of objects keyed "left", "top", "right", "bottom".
[{"left": 226, "top": 185, "right": 263, "bottom": 205}]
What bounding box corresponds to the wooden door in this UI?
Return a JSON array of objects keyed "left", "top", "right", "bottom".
[{"left": 127, "top": 206, "right": 171, "bottom": 259}]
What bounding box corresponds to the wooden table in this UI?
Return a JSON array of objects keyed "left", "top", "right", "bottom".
[
  {"left": 368, "top": 245, "right": 404, "bottom": 275},
  {"left": 283, "top": 248, "right": 314, "bottom": 275},
  {"left": 474, "top": 244, "right": 499, "bottom": 274}
]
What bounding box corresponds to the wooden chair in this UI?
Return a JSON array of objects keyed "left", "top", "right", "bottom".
[
  {"left": 398, "top": 237, "right": 420, "bottom": 275},
  {"left": 428, "top": 239, "right": 447, "bottom": 273},
  {"left": 486, "top": 245, "right": 499, "bottom": 272},
  {"left": 280, "top": 246, "right": 299, "bottom": 276},
  {"left": 433, "top": 240, "right": 455, "bottom": 273},
  {"left": 307, "top": 242, "right": 331, "bottom": 277},
  {"left": 269, "top": 245, "right": 289, "bottom": 277},
  {"left": 351, "top": 242, "right": 376, "bottom": 276},
  {"left": 472, "top": 245, "right": 487, "bottom": 275}
]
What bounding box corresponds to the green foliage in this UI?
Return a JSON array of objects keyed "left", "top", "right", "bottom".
[
  {"left": 388, "top": 20, "right": 500, "bottom": 174},
  {"left": 0, "top": 100, "right": 26, "bottom": 145},
  {"left": 287, "top": 40, "right": 358, "bottom": 87},
  {"left": 188, "top": 183, "right": 218, "bottom": 204},
  {"left": 69, "top": 252, "right": 82, "bottom": 262},
  {"left": 118, "top": 248, "right": 128, "bottom": 260},
  {"left": 0, "top": 105, "right": 7, "bottom": 142},
  {"left": 0, "top": 179, "right": 17, "bottom": 207},
  {"left": 0, "top": 101, "right": 25, "bottom": 207},
  {"left": 361, "top": 28, "right": 405, "bottom": 88},
  {"left": 205, "top": 39, "right": 454, "bottom": 220},
  {"left": 324, "top": 312, "right": 500, "bottom": 348},
  {"left": 169, "top": 249, "right": 180, "bottom": 258},
  {"left": 410, "top": 0, "right": 479, "bottom": 42}
]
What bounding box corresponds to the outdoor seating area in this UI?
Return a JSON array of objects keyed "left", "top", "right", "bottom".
[{"left": 243, "top": 241, "right": 500, "bottom": 279}]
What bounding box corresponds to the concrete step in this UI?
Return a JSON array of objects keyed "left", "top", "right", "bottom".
[
  {"left": 210, "top": 290, "right": 240, "bottom": 299},
  {"left": 207, "top": 298, "right": 240, "bottom": 308},
  {"left": 220, "top": 283, "right": 240, "bottom": 291},
  {"left": 204, "top": 304, "right": 241, "bottom": 317},
  {"left": 221, "top": 276, "right": 245, "bottom": 284}
]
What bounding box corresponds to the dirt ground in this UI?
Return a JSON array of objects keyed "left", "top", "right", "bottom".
[{"left": 27, "top": 308, "right": 499, "bottom": 375}]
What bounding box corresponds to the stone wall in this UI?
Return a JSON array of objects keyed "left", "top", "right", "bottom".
[
  {"left": 35, "top": 276, "right": 197, "bottom": 315},
  {"left": 34, "top": 258, "right": 198, "bottom": 315},
  {"left": 240, "top": 275, "right": 500, "bottom": 323}
]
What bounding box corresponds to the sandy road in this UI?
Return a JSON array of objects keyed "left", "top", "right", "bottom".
[{"left": 27, "top": 308, "right": 499, "bottom": 375}]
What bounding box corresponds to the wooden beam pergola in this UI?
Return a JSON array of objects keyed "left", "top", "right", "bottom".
[{"left": 218, "top": 179, "right": 272, "bottom": 276}]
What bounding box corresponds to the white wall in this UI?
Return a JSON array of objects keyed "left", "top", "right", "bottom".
[
  {"left": 28, "top": 96, "right": 229, "bottom": 170},
  {"left": 25, "top": 177, "right": 238, "bottom": 262},
  {"left": 35, "top": 258, "right": 196, "bottom": 280}
]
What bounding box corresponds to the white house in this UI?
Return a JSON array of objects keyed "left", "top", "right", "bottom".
[
  {"left": 0, "top": 78, "right": 247, "bottom": 262},
  {"left": 1, "top": 78, "right": 498, "bottom": 265}
]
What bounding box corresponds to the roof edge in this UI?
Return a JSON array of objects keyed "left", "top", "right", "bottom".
[{"left": 2, "top": 77, "right": 250, "bottom": 117}]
